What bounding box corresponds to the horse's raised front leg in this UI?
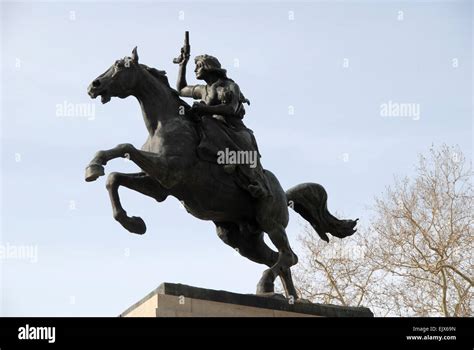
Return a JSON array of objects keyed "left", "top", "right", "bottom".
[
  {"left": 85, "top": 143, "right": 168, "bottom": 182},
  {"left": 106, "top": 172, "right": 169, "bottom": 234}
]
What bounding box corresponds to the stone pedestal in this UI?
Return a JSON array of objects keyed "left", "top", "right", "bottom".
[{"left": 120, "top": 283, "right": 373, "bottom": 317}]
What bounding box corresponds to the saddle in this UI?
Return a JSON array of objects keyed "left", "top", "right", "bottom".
[
  {"left": 189, "top": 113, "right": 270, "bottom": 197},
  {"left": 191, "top": 114, "right": 261, "bottom": 166}
]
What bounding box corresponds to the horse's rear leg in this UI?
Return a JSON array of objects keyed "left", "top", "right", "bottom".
[
  {"left": 215, "top": 222, "right": 298, "bottom": 299},
  {"left": 106, "top": 172, "right": 169, "bottom": 234},
  {"left": 215, "top": 222, "right": 278, "bottom": 265},
  {"left": 279, "top": 269, "right": 298, "bottom": 301},
  {"left": 256, "top": 224, "right": 298, "bottom": 297}
]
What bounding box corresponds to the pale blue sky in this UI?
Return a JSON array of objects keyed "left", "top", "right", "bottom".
[{"left": 1, "top": 0, "right": 472, "bottom": 316}]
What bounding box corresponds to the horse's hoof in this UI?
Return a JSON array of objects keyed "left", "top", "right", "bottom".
[
  {"left": 116, "top": 212, "right": 146, "bottom": 235},
  {"left": 128, "top": 216, "right": 147, "bottom": 235},
  {"left": 256, "top": 281, "right": 275, "bottom": 295},
  {"left": 85, "top": 164, "right": 104, "bottom": 182},
  {"left": 256, "top": 269, "right": 275, "bottom": 294}
]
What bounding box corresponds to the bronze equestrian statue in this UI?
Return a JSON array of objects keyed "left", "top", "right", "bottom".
[{"left": 85, "top": 33, "right": 358, "bottom": 299}]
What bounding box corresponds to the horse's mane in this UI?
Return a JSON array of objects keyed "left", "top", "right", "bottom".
[
  {"left": 139, "top": 64, "right": 190, "bottom": 108},
  {"left": 140, "top": 64, "right": 170, "bottom": 86}
]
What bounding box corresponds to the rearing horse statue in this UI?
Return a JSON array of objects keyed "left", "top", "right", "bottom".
[{"left": 85, "top": 47, "right": 358, "bottom": 299}]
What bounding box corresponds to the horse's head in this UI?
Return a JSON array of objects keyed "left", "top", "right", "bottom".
[{"left": 88, "top": 47, "right": 141, "bottom": 104}]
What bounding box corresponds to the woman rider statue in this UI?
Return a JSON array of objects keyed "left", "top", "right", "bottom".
[{"left": 175, "top": 50, "right": 269, "bottom": 199}]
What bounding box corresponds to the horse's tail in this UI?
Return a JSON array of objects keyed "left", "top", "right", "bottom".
[{"left": 286, "top": 183, "right": 358, "bottom": 242}]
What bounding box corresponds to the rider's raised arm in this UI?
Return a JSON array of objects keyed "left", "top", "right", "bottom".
[
  {"left": 178, "top": 84, "right": 204, "bottom": 99},
  {"left": 176, "top": 59, "right": 190, "bottom": 95},
  {"left": 178, "top": 85, "right": 194, "bottom": 98},
  {"left": 176, "top": 61, "right": 204, "bottom": 99}
]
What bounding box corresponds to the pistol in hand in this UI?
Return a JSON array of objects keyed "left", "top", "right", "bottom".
[{"left": 173, "top": 31, "right": 190, "bottom": 65}]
